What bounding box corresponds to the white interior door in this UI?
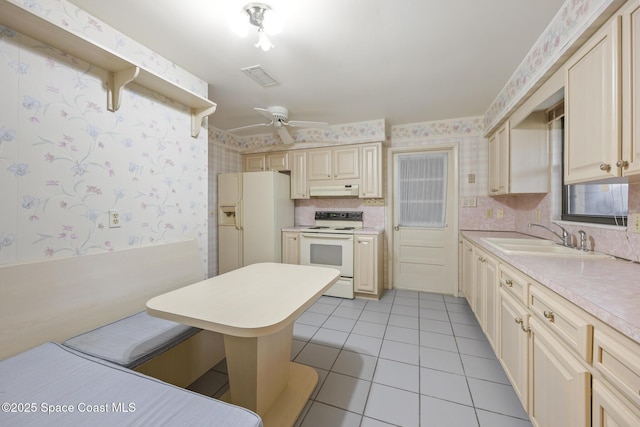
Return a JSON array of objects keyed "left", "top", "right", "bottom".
[{"left": 392, "top": 149, "right": 457, "bottom": 295}]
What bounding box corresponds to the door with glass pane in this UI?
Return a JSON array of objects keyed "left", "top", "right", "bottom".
[{"left": 392, "top": 149, "right": 457, "bottom": 294}]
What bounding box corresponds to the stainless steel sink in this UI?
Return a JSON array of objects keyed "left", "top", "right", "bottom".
[{"left": 481, "top": 237, "right": 613, "bottom": 259}]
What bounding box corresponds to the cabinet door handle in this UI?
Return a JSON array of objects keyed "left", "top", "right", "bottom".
[
  {"left": 505, "top": 279, "right": 513, "bottom": 287},
  {"left": 543, "top": 310, "right": 555, "bottom": 322},
  {"left": 514, "top": 317, "right": 530, "bottom": 332},
  {"left": 599, "top": 163, "right": 611, "bottom": 172},
  {"left": 616, "top": 160, "right": 629, "bottom": 169}
]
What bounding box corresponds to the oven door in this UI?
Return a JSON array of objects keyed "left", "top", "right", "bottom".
[{"left": 299, "top": 233, "right": 353, "bottom": 278}]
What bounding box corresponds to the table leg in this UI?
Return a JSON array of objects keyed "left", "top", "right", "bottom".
[{"left": 222, "top": 323, "right": 318, "bottom": 426}]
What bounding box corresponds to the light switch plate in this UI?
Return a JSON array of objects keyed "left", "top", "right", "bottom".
[
  {"left": 461, "top": 197, "right": 477, "bottom": 207},
  {"left": 632, "top": 213, "right": 640, "bottom": 234}
]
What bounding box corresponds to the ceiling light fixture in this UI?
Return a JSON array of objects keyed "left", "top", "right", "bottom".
[{"left": 229, "top": 3, "right": 283, "bottom": 52}]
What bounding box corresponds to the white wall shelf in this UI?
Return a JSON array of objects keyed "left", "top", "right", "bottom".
[{"left": 0, "top": 0, "right": 216, "bottom": 138}]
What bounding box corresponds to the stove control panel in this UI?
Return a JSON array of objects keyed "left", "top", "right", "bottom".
[{"left": 315, "top": 211, "right": 363, "bottom": 221}]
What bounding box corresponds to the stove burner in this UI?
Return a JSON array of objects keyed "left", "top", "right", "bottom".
[
  {"left": 334, "top": 227, "right": 355, "bottom": 230},
  {"left": 309, "top": 226, "right": 330, "bottom": 229}
]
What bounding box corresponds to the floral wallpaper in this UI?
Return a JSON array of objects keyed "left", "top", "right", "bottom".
[
  {"left": 0, "top": 2, "right": 209, "bottom": 269},
  {"left": 484, "top": 0, "right": 621, "bottom": 133},
  {"left": 220, "top": 119, "right": 387, "bottom": 152}
]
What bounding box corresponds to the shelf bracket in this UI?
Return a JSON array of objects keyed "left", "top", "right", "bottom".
[
  {"left": 191, "top": 104, "right": 217, "bottom": 138},
  {"left": 107, "top": 66, "right": 140, "bottom": 112}
]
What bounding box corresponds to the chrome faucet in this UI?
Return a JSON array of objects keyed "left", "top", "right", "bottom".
[
  {"left": 578, "top": 230, "right": 588, "bottom": 251},
  {"left": 528, "top": 222, "right": 573, "bottom": 247}
]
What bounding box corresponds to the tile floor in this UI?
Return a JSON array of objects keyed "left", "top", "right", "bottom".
[{"left": 188, "top": 289, "right": 533, "bottom": 427}]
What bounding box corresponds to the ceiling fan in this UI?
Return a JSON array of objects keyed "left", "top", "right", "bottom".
[{"left": 227, "top": 106, "right": 331, "bottom": 144}]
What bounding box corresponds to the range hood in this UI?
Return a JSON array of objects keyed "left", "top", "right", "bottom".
[{"left": 309, "top": 184, "right": 359, "bottom": 197}]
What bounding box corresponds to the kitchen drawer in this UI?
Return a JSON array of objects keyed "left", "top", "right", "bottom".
[
  {"left": 593, "top": 328, "right": 640, "bottom": 409},
  {"left": 592, "top": 378, "right": 640, "bottom": 426},
  {"left": 529, "top": 282, "right": 594, "bottom": 363},
  {"left": 498, "top": 264, "right": 530, "bottom": 305}
]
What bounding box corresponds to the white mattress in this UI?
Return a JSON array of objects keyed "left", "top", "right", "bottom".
[{"left": 0, "top": 342, "right": 262, "bottom": 427}]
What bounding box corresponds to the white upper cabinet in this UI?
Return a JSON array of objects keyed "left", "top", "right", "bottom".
[
  {"left": 488, "top": 117, "right": 548, "bottom": 196},
  {"left": 244, "top": 152, "right": 289, "bottom": 172},
  {"left": 307, "top": 146, "right": 359, "bottom": 181},
  {"left": 622, "top": 0, "right": 640, "bottom": 176},
  {"left": 565, "top": 1, "right": 640, "bottom": 183},
  {"left": 360, "top": 143, "right": 383, "bottom": 198},
  {"left": 565, "top": 14, "right": 621, "bottom": 183}
]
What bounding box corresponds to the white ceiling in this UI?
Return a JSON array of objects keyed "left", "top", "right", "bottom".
[{"left": 68, "top": 0, "right": 565, "bottom": 136}]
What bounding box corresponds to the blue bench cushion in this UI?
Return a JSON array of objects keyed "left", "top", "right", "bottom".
[
  {"left": 62, "top": 311, "right": 200, "bottom": 368},
  {"left": 0, "top": 342, "right": 262, "bottom": 426}
]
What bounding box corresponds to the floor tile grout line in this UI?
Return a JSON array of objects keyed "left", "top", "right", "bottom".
[{"left": 443, "top": 296, "right": 483, "bottom": 427}]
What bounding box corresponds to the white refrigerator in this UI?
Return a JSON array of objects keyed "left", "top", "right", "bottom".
[{"left": 217, "top": 170, "right": 294, "bottom": 275}]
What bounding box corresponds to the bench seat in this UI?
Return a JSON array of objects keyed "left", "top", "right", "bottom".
[
  {"left": 0, "top": 342, "right": 261, "bottom": 426},
  {"left": 62, "top": 311, "right": 200, "bottom": 368}
]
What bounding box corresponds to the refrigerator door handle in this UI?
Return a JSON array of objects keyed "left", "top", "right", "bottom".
[{"left": 235, "top": 201, "right": 242, "bottom": 230}]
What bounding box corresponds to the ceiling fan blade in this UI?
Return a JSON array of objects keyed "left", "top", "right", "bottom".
[
  {"left": 254, "top": 107, "right": 276, "bottom": 122},
  {"left": 277, "top": 126, "right": 294, "bottom": 144},
  {"left": 287, "top": 120, "right": 331, "bottom": 130},
  {"left": 226, "top": 122, "right": 271, "bottom": 133}
]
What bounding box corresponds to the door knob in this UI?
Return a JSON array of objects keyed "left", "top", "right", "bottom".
[{"left": 394, "top": 225, "right": 400, "bottom": 231}]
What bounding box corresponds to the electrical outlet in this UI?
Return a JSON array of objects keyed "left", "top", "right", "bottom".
[
  {"left": 485, "top": 208, "right": 493, "bottom": 219},
  {"left": 468, "top": 174, "right": 476, "bottom": 184},
  {"left": 632, "top": 213, "right": 640, "bottom": 234},
  {"left": 496, "top": 209, "right": 504, "bottom": 219},
  {"left": 109, "top": 210, "right": 121, "bottom": 228},
  {"left": 535, "top": 209, "right": 542, "bottom": 222}
]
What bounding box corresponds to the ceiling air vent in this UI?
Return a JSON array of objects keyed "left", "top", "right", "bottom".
[{"left": 241, "top": 65, "right": 280, "bottom": 87}]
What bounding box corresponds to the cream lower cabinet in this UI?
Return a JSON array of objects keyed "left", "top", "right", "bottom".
[
  {"left": 498, "top": 288, "right": 530, "bottom": 411},
  {"left": 354, "top": 233, "right": 383, "bottom": 297},
  {"left": 593, "top": 327, "right": 640, "bottom": 426},
  {"left": 281, "top": 231, "right": 299, "bottom": 265},
  {"left": 460, "top": 239, "right": 475, "bottom": 306},
  {"left": 462, "top": 234, "right": 640, "bottom": 427},
  {"left": 528, "top": 317, "right": 591, "bottom": 427},
  {"left": 592, "top": 378, "right": 640, "bottom": 427},
  {"left": 478, "top": 249, "right": 498, "bottom": 350}
]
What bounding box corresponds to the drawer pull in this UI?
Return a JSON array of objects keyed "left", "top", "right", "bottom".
[
  {"left": 543, "top": 310, "right": 555, "bottom": 322},
  {"left": 515, "top": 317, "right": 523, "bottom": 325},
  {"left": 505, "top": 279, "right": 513, "bottom": 287}
]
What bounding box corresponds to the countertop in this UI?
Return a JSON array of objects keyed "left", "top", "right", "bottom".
[{"left": 461, "top": 230, "right": 640, "bottom": 345}]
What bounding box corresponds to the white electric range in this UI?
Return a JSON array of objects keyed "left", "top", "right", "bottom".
[{"left": 299, "top": 211, "right": 363, "bottom": 299}]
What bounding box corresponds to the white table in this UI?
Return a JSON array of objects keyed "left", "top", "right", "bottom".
[{"left": 146, "top": 262, "right": 340, "bottom": 427}]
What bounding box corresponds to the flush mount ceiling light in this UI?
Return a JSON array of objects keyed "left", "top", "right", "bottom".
[{"left": 229, "top": 3, "right": 284, "bottom": 52}]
